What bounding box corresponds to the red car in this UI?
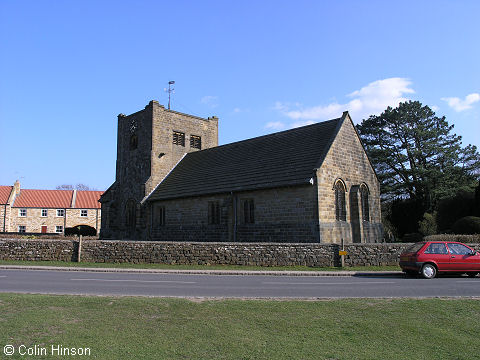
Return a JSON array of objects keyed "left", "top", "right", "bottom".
[{"left": 400, "top": 241, "right": 480, "bottom": 279}]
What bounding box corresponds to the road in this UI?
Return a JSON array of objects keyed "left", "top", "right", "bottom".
[{"left": 1, "top": 269, "right": 480, "bottom": 298}]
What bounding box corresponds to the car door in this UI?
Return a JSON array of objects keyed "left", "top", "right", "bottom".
[
  {"left": 447, "top": 243, "right": 480, "bottom": 271},
  {"left": 421, "top": 243, "right": 451, "bottom": 271}
]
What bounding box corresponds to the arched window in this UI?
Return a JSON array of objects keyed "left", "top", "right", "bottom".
[
  {"left": 334, "top": 180, "right": 346, "bottom": 221},
  {"left": 360, "top": 184, "right": 370, "bottom": 222},
  {"left": 130, "top": 134, "right": 138, "bottom": 150},
  {"left": 125, "top": 199, "right": 136, "bottom": 228}
]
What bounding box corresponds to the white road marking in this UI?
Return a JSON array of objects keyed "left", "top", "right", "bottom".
[
  {"left": 0, "top": 275, "right": 6, "bottom": 278},
  {"left": 70, "top": 278, "right": 196, "bottom": 284},
  {"left": 262, "top": 281, "right": 396, "bottom": 286}
]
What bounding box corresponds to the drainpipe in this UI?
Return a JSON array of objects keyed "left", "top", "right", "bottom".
[
  {"left": 96, "top": 208, "right": 99, "bottom": 234},
  {"left": 3, "top": 203, "right": 6, "bottom": 232},
  {"left": 231, "top": 192, "right": 237, "bottom": 242}
]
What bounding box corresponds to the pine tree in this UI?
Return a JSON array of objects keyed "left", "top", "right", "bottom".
[{"left": 357, "top": 100, "right": 480, "bottom": 211}]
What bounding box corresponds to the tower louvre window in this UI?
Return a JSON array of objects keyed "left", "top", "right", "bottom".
[
  {"left": 190, "top": 135, "right": 202, "bottom": 149},
  {"left": 173, "top": 131, "right": 185, "bottom": 146}
]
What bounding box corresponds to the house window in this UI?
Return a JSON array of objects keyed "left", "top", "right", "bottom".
[
  {"left": 18, "top": 225, "right": 26, "bottom": 233},
  {"left": 190, "top": 135, "right": 202, "bottom": 149},
  {"left": 243, "top": 199, "right": 255, "bottom": 224},
  {"left": 81, "top": 209, "right": 88, "bottom": 217},
  {"left": 41, "top": 209, "right": 48, "bottom": 217},
  {"left": 173, "top": 131, "right": 185, "bottom": 146},
  {"left": 55, "top": 226, "right": 63, "bottom": 234},
  {"left": 334, "top": 181, "right": 346, "bottom": 221},
  {"left": 19, "top": 209, "right": 27, "bottom": 217},
  {"left": 360, "top": 185, "right": 370, "bottom": 222},
  {"left": 208, "top": 201, "right": 220, "bottom": 225},
  {"left": 56, "top": 209, "right": 65, "bottom": 217},
  {"left": 152, "top": 204, "right": 165, "bottom": 227}
]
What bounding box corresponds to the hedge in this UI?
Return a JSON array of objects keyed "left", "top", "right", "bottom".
[{"left": 424, "top": 234, "right": 480, "bottom": 243}]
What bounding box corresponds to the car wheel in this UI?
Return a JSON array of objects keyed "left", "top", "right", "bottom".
[
  {"left": 467, "top": 272, "right": 479, "bottom": 278},
  {"left": 421, "top": 264, "right": 437, "bottom": 279}
]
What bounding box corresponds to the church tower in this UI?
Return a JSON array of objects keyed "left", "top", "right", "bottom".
[{"left": 100, "top": 100, "right": 218, "bottom": 239}]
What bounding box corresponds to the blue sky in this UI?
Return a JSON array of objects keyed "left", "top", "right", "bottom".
[{"left": 1, "top": 0, "right": 479, "bottom": 191}]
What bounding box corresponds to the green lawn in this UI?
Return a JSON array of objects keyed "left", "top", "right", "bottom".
[
  {"left": 0, "top": 259, "right": 400, "bottom": 272},
  {"left": 0, "top": 294, "right": 478, "bottom": 359}
]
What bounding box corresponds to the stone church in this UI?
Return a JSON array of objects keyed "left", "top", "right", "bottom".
[{"left": 100, "top": 100, "right": 382, "bottom": 243}]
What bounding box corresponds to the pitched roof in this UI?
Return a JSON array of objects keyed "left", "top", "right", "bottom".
[
  {"left": 146, "top": 116, "right": 342, "bottom": 202},
  {"left": 75, "top": 191, "right": 103, "bottom": 209},
  {"left": 12, "top": 189, "right": 74, "bottom": 208},
  {"left": 0, "top": 186, "right": 13, "bottom": 204}
]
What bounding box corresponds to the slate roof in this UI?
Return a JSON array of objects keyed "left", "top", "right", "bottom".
[
  {"left": 0, "top": 186, "right": 13, "bottom": 204},
  {"left": 146, "top": 116, "right": 342, "bottom": 202}
]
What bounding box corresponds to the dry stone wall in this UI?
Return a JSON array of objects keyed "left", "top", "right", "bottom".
[
  {"left": 0, "top": 239, "right": 77, "bottom": 261},
  {"left": 4, "top": 239, "right": 476, "bottom": 267}
]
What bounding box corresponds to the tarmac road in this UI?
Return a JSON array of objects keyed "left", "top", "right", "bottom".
[{"left": 1, "top": 268, "right": 480, "bottom": 298}]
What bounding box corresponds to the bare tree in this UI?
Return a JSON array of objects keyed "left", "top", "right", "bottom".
[{"left": 56, "top": 184, "right": 96, "bottom": 191}]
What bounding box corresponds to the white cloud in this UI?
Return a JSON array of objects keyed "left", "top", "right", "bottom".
[
  {"left": 265, "top": 121, "right": 286, "bottom": 130},
  {"left": 233, "top": 107, "right": 241, "bottom": 113},
  {"left": 290, "top": 120, "right": 315, "bottom": 128},
  {"left": 441, "top": 93, "right": 480, "bottom": 112},
  {"left": 200, "top": 95, "right": 219, "bottom": 108},
  {"left": 274, "top": 77, "right": 415, "bottom": 126}
]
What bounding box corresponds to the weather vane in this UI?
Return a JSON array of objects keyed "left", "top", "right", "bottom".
[{"left": 164, "top": 81, "right": 175, "bottom": 110}]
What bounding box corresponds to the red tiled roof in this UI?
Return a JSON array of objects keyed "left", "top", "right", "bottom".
[
  {"left": 0, "top": 186, "right": 13, "bottom": 204},
  {"left": 12, "top": 189, "right": 74, "bottom": 208},
  {"left": 75, "top": 191, "right": 103, "bottom": 209}
]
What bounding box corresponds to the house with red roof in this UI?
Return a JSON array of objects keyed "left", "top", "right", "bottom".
[{"left": 0, "top": 181, "right": 103, "bottom": 235}]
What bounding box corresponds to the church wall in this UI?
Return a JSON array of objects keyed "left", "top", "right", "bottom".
[
  {"left": 316, "top": 117, "right": 383, "bottom": 243},
  {"left": 101, "top": 101, "right": 218, "bottom": 240},
  {"left": 148, "top": 185, "right": 319, "bottom": 243},
  {"left": 148, "top": 103, "right": 218, "bottom": 195}
]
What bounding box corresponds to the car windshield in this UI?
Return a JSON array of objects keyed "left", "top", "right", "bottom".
[{"left": 405, "top": 242, "right": 425, "bottom": 253}]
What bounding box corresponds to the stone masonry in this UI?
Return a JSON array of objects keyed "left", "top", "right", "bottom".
[
  {"left": 147, "top": 185, "right": 318, "bottom": 243},
  {"left": 0, "top": 238, "right": 430, "bottom": 267},
  {"left": 1, "top": 181, "right": 103, "bottom": 235},
  {"left": 101, "top": 103, "right": 382, "bottom": 243},
  {"left": 100, "top": 101, "right": 218, "bottom": 240},
  {"left": 4, "top": 238, "right": 475, "bottom": 267},
  {"left": 316, "top": 114, "right": 382, "bottom": 243}
]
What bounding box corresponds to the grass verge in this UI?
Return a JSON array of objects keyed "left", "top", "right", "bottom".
[
  {"left": 0, "top": 259, "right": 400, "bottom": 272},
  {"left": 0, "top": 294, "right": 478, "bottom": 359}
]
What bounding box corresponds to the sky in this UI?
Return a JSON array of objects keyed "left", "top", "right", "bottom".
[{"left": 1, "top": 0, "right": 479, "bottom": 191}]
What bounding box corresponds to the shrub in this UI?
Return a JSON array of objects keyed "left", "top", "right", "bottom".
[
  {"left": 402, "top": 233, "right": 424, "bottom": 243},
  {"left": 436, "top": 191, "right": 475, "bottom": 232},
  {"left": 451, "top": 216, "right": 480, "bottom": 235},
  {"left": 64, "top": 225, "right": 97, "bottom": 237},
  {"left": 424, "top": 234, "right": 480, "bottom": 243},
  {"left": 419, "top": 212, "right": 437, "bottom": 236},
  {"left": 388, "top": 198, "right": 425, "bottom": 237}
]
